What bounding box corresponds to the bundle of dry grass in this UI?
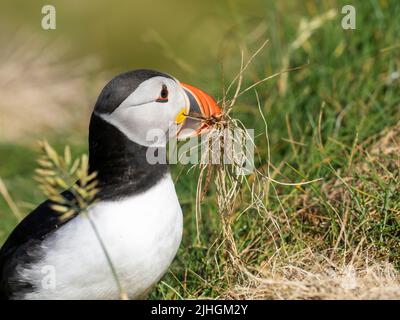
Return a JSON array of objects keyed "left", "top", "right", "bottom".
[{"left": 187, "top": 41, "right": 317, "bottom": 285}]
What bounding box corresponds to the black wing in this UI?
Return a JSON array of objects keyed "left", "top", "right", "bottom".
[{"left": 0, "top": 190, "right": 78, "bottom": 299}]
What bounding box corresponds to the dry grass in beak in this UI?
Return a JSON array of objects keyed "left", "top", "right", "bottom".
[{"left": 191, "top": 40, "right": 320, "bottom": 283}]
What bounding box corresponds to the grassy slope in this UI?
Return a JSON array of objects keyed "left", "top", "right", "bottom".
[
  {"left": 152, "top": 0, "right": 400, "bottom": 299},
  {"left": 0, "top": 0, "right": 399, "bottom": 299}
]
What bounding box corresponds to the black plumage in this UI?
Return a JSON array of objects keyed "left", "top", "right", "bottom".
[
  {"left": 0, "top": 190, "right": 77, "bottom": 299},
  {"left": 0, "top": 70, "right": 170, "bottom": 299},
  {"left": 89, "top": 114, "right": 168, "bottom": 201},
  {"left": 94, "top": 69, "right": 173, "bottom": 115}
]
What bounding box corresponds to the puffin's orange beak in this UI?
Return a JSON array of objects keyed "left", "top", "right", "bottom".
[{"left": 177, "top": 82, "right": 222, "bottom": 140}]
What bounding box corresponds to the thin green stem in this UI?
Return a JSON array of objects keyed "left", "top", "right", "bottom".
[{"left": 83, "top": 211, "right": 128, "bottom": 300}]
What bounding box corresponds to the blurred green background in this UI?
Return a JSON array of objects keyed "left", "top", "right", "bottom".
[
  {"left": 0, "top": 0, "right": 360, "bottom": 80},
  {"left": 1, "top": 0, "right": 247, "bottom": 76},
  {"left": 0, "top": 0, "right": 399, "bottom": 299}
]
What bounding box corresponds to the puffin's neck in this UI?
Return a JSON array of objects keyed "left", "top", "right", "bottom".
[{"left": 88, "top": 114, "right": 169, "bottom": 201}]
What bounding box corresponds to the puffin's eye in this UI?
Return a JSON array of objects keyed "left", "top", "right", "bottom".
[{"left": 156, "top": 85, "right": 169, "bottom": 103}]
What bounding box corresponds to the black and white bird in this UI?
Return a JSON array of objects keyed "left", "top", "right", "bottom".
[{"left": 0, "top": 69, "right": 221, "bottom": 300}]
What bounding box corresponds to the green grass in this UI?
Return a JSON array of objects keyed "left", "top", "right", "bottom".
[
  {"left": 150, "top": 0, "right": 400, "bottom": 299},
  {"left": 0, "top": 0, "right": 399, "bottom": 299}
]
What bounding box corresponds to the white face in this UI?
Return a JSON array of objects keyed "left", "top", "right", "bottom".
[{"left": 99, "top": 76, "right": 189, "bottom": 146}]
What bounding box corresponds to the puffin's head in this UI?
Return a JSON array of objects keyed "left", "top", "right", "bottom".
[{"left": 93, "top": 69, "right": 221, "bottom": 146}]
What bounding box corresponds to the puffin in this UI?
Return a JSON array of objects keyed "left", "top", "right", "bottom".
[{"left": 0, "top": 69, "right": 221, "bottom": 300}]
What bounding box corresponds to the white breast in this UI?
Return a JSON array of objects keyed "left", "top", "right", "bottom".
[{"left": 18, "top": 173, "right": 183, "bottom": 300}]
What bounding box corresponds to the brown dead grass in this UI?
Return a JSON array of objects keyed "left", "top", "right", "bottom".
[
  {"left": 227, "top": 248, "right": 400, "bottom": 300},
  {"left": 0, "top": 31, "right": 104, "bottom": 142}
]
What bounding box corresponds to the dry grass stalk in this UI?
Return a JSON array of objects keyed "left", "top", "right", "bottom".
[
  {"left": 279, "top": 9, "right": 337, "bottom": 96},
  {"left": 35, "top": 140, "right": 128, "bottom": 300},
  {"left": 0, "top": 177, "right": 24, "bottom": 222},
  {"left": 35, "top": 141, "right": 99, "bottom": 221}
]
